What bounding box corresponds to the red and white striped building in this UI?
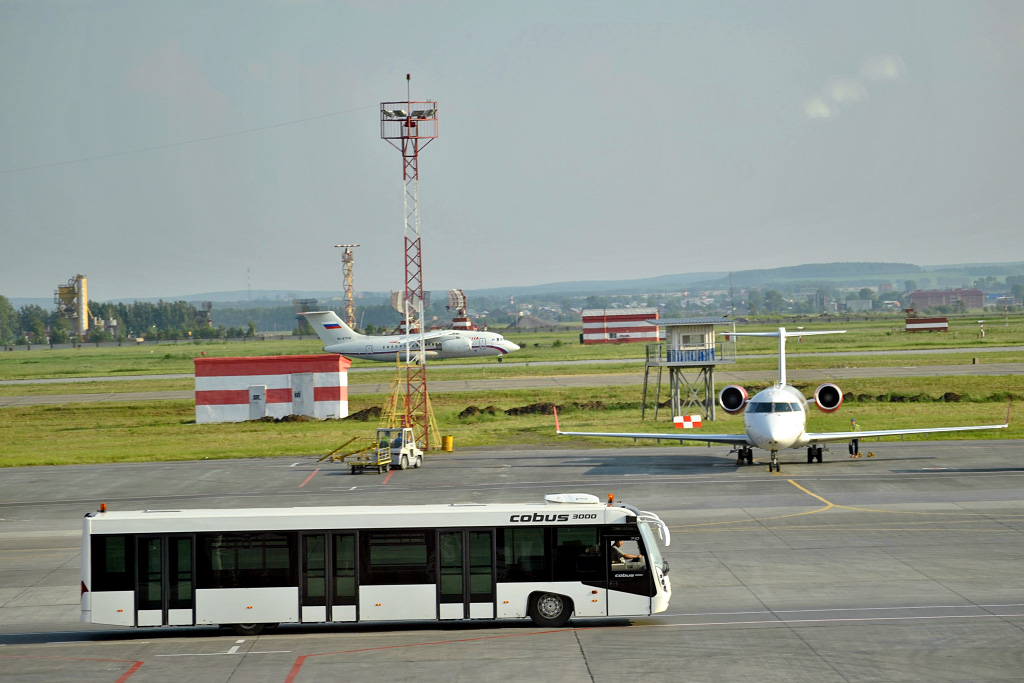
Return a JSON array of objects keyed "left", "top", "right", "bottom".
[
  {"left": 194, "top": 354, "right": 351, "bottom": 424},
  {"left": 581, "top": 307, "right": 660, "bottom": 345}
]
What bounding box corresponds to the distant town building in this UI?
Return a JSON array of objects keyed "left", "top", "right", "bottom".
[
  {"left": 909, "top": 288, "right": 984, "bottom": 310},
  {"left": 845, "top": 299, "right": 873, "bottom": 312}
]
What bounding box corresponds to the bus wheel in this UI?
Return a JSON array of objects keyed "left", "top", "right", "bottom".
[
  {"left": 528, "top": 592, "right": 572, "bottom": 627},
  {"left": 230, "top": 623, "right": 265, "bottom": 636}
]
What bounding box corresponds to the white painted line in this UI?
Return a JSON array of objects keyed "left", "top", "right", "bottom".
[
  {"left": 227, "top": 645, "right": 239, "bottom": 654},
  {"left": 156, "top": 650, "right": 291, "bottom": 657},
  {"left": 349, "top": 486, "right": 357, "bottom": 491}
]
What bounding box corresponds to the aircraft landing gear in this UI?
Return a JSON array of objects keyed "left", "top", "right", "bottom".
[
  {"left": 735, "top": 447, "right": 754, "bottom": 465},
  {"left": 806, "top": 445, "right": 823, "bottom": 463},
  {"left": 768, "top": 450, "right": 780, "bottom": 472}
]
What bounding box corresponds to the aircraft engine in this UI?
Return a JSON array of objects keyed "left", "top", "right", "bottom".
[
  {"left": 814, "top": 383, "right": 844, "bottom": 412},
  {"left": 440, "top": 337, "right": 472, "bottom": 354},
  {"left": 719, "top": 385, "right": 748, "bottom": 415}
]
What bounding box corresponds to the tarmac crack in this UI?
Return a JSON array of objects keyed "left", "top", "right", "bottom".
[{"left": 572, "top": 628, "right": 596, "bottom": 683}]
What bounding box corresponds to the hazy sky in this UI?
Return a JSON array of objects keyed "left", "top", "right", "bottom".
[{"left": 2, "top": 1, "right": 1023, "bottom": 301}]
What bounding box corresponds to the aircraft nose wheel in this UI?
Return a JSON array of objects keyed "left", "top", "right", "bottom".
[{"left": 769, "top": 451, "right": 780, "bottom": 472}]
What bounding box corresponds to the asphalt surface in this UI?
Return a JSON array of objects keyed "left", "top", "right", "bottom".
[{"left": 1, "top": 440, "right": 1023, "bottom": 682}]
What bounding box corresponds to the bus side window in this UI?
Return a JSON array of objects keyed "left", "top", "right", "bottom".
[
  {"left": 553, "top": 526, "right": 602, "bottom": 582},
  {"left": 92, "top": 535, "right": 134, "bottom": 591},
  {"left": 197, "top": 532, "right": 296, "bottom": 589},
  {"left": 497, "top": 527, "right": 548, "bottom": 582},
  {"left": 361, "top": 530, "right": 434, "bottom": 584}
]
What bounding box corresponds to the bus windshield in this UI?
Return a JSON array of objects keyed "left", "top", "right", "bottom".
[{"left": 637, "top": 521, "right": 664, "bottom": 569}]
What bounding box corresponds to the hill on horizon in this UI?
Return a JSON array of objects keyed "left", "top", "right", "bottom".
[{"left": 7, "top": 260, "right": 1023, "bottom": 310}]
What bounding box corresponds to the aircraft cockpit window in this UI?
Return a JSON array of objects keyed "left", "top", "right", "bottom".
[
  {"left": 773, "top": 402, "right": 792, "bottom": 412},
  {"left": 790, "top": 402, "right": 802, "bottom": 411},
  {"left": 747, "top": 402, "right": 771, "bottom": 413}
]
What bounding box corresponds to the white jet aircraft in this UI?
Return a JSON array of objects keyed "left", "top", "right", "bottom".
[
  {"left": 301, "top": 311, "right": 520, "bottom": 362},
  {"left": 556, "top": 327, "right": 1010, "bottom": 472}
]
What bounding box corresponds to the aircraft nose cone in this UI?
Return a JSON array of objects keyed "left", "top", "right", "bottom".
[
  {"left": 767, "top": 418, "right": 797, "bottom": 449},
  {"left": 507, "top": 341, "right": 520, "bottom": 352}
]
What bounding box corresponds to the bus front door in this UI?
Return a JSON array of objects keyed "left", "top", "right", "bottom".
[
  {"left": 606, "top": 534, "right": 653, "bottom": 617},
  {"left": 136, "top": 535, "right": 195, "bottom": 627},
  {"left": 439, "top": 530, "right": 495, "bottom": 620}
]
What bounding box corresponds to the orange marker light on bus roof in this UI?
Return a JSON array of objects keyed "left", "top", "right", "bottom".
[
  {"left": 607, "top": 494, "right": 614, "bottom": 505},
  {"left": 99, "top": 503, "right": 107, "bottom": 513}
]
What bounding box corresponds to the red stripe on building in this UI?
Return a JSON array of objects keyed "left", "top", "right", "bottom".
[
  {"left": 314, "top": 386, "right": 348, "bottom": 402},
  {"left": 582, "top": 325, "right": 661, "bottom": 334},
  {"left": 195, "top": 390, "right": 249, "bottom": 406},
  {"left": 266, "top": 388, "right": 293, "bottom": 403},
  {"left": 194, "top": 354, "right": 351, "bottom": 377},
  {"left": 581, "top": 314, "right": 657, "bottom": 323}
]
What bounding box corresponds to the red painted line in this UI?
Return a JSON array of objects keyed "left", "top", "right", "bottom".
[
  {"left": 283, "top": 628, "right": 573, "bottom": 682},
  {"left": 115, "top": 661, "right": 145, "bottom": 683},
  {"left": 299, "top": 468, "right": 320, "bottom": 488},
  {"left": 382, "top": 470, "right": 394, "bottom": 485},
  {"left": 0, "top": 655, "right": 143, "bottom": 682}
]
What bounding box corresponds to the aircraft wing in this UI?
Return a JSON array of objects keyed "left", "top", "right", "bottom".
[
  {"left": 805, "top": 423, "right": 1008, "bottom": 443},
  {"left": 557, "top": 428, "right": 754, "bottom": 446},
  {"left": 553, "top": 407, "right": 752, "bottom": 446},
  {"left": 420, "top": 330, "right": 460, "bottom": 341},
  {"left": 806, "top": 402, "right": 1010, "bottom": 443}
]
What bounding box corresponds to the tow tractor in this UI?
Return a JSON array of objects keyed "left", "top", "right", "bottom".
[
  {"left": 320, "top": 427, "right": 424, "bottom": 474},
  {"left": 377, "top": 427, "right": 424, "bottom": 471}
]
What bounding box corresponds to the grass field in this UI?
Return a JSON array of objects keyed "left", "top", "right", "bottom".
[
  {"left": 0, "top": 376, "right": 1018, "bottom": 467},
  {"left": 1, "top": 316, "right": 1023, "bottom": 380},
  {"left": 1, "top": 321, "right": 1021, "bottom": 467}
]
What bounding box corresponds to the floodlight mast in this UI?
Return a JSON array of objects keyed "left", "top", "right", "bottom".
[
  {"left": 380, "top": 75, "right": 438, "bottom": 449},
  {"left": 334, "top": 244, "right": 360, "bottom": 327}
]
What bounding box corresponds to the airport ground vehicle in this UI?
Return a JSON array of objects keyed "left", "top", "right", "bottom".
[
  {"left": 379, "top": 427, "right": 423, "bottom": 471},
  {"left": 81, "top": 494, "right": 671, "bottom": 635}
]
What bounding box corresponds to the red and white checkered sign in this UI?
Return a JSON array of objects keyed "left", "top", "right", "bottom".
[{"left": 673, "top": 415, "right": 702, "bottom": 429}]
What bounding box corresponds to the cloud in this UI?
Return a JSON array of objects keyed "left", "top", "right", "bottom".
[
  {"left": 861, "top": 54, "right": 907, "bottom": 81},
  {"left": 803, "top": 96, "right": 834, "bottom": 119},
  {"left": 126, "top": 42, "right": 227, "bottom": 116},
  {"left": 802, "top": 52, "right": 905, "bottom": 120},
  {"left": 824, "top": 77, "right": 868, "bottom": 104}
]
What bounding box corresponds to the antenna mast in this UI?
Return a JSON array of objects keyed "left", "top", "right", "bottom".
[
  {"left": 380, "top": 75, "right": 438, "bottom": 448},
  {"left": 334, "top": 244, "right": 360, "bottom": 327}
]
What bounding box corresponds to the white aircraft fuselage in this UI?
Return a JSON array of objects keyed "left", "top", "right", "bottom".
[
  {"left": 742, "top": 384, "right": 811, "bottom": 451},
  {"left": 301, "top": 311, "right": 519, "bottom": 362}
]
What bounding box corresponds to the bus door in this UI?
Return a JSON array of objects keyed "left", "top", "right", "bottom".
[
  {"left": 438, "top": 530, "right": 495, "bottom": 620},
  {"left": 136, "top": 535, "right": 195, "bottom": 627},
  {"left": 299, "top": 532, "right": 358, "bottom": 623},
  {"left": 605, "top": 532, "right": 653, "bottom": 617}
]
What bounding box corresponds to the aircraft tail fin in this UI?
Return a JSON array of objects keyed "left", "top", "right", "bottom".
[
  {"left": 300, "top": 311, "right": 364, "bottom": 347},
  {"left": 724, "top": 327, "right": 846, "bottom": 386}
]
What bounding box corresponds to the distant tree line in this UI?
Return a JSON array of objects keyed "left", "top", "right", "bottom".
[{"left": 0, "top": 296, "right": 260, "bottom": 345}]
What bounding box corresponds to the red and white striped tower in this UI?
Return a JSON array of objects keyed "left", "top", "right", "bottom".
[{"left": 381, "top": 75, "right": 438, "bottom": 448}]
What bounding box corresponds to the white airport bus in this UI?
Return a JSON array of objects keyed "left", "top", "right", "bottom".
[{"left": 81, "top": 493, "right": 671, "bottom": 635}]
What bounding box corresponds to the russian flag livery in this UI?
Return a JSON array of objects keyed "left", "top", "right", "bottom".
[{"left": 323, "top": 323, "right": 342, "bottom": 329}]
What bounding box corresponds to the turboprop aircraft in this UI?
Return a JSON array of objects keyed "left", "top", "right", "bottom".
[
  {"left": 301, "top": 311, "right": 520, "bottom": 362},
  {"left": 556, "top": 327, "right": 1009, "bottom": 472}
]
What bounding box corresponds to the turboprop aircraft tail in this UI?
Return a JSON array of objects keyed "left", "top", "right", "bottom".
[{"left": 300, "top": 311, "right": 365, "bottom": 348}]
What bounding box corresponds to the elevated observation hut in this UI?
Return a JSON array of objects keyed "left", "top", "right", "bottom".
[{"left": 642, "top": 317, "right": 736, "bottom": 422}]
